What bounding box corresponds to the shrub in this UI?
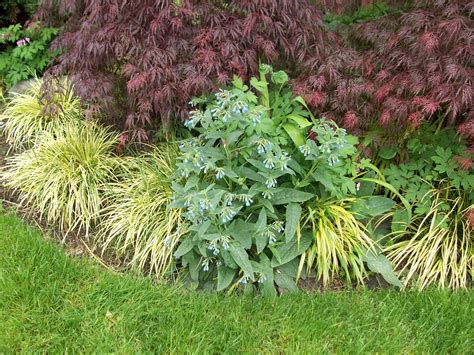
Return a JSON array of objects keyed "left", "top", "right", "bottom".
[
  {"left": 298, "top": 0, "right": 473, "bottom": 135},
  {"left": 383, "top": 125, "right": 473, "bottom": 288},
  {"left": 0, "top": 22, "right": 58, "bottom": 89},
  {"left": 1, "top": 77, "right": 82, "bottom": 150},
  {"left": 1, "top": 121, "right": 119, "bottom": 235},
  {"left": 36, "top": 0, "right": 330, "bottom": 136},
  {"left": 98, "top": 145, "right": 186, "bottom": 278},
  {"left": 170, "top": 67, "right": 395, "bottom": 293},
  {"left": 36, "top": 1, "right": 472, "bottom": 138},
  {"left": 0, "top": 0, "right": 38, "bottom": 26}
]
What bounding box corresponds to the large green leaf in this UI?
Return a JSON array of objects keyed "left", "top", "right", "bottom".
[
  {"left": 378, "top": 146, "right": 398, "bottom": 160},
  {"left": 225, "top": 130, "right": 243, "bottom": 146},
  {"left": 271, "top": 233, "right": 312, "bottom": 267},
  {"left": 256, "top": 208, "right": 267, "bottom": 232},
  {"left": 217, "top": 265, "right": 236, "bottom": 291},
  {"left": 255, "top": 208, "right": 268, "bottom": 253},
  {"left": 234, "top": 166, "right": 266, "bottom": 183},
  {"left": 274, "top": 271, "right": 299, "bottom": 293},
  {"left": 282, "top": 123, "right": 306, "bottom": 147},
  {"left": 174, "top": 238, "right": 194, "bottom": 258},
  {"left": 356, "top": 177, "right": 412, "bottom": 223},
  {"left": 253, "top": 255, "right": 277, "bottom": 297},
  {"left": 351, "top": 196, "right": 395, "bottom": 217},
  {"left": 285, "top": 203, "right": 302, "bottom": 243},
  {"left": 391, "top": 208, "right": 409, "bottom": 233},
  {"left": 312, "top": 170, "right": 335, "bottom": 193},
  {"left": 271, "top": 188, "right": 315, "bottom": 205},
  {"left": 182, "top": 252, "right": 200, "bottom": 282},
  {"left": 229, "top": 245, "right": 254, "bottom": 279},
  {"left": 220, "top": 250, "right": 238, "bottom": 269},
  {"left": 364, "top": 252, "right": 403, "bottom": 288},
  {"left": 356, "top": 171, "right": 376, "bottom": 197},
  {"left": 287, "top": 114, "right": 312, "bottom": 128},
  {"left": 228, "top": 220, "right": 253, "bottom": 249}
]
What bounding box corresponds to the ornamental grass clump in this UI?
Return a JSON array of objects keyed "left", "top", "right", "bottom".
[
  {"left": 1, "top": 77, "right": 82, "bottom": 150},
  {"left": 1, "top": 121, "right": 119, "bottom": 235},
  {"left": 98, "top": 145, "right": 186, "bottom": 278},
  {"left": 302, "top": 199, "right": 375, "bottom": 286},
  {"left": 386, "top": 186, "right": 473, "bottom": 289},
  {"left": 384, "top": 126, "right": 473, "bottom": 289}
]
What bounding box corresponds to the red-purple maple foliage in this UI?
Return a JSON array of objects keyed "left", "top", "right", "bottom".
[
  {"left": 36, "top": 0, "right": 332, "bottom": 138},
  {"left": 310, "top": 0, "right": 378, "bottom": 14},
  {"left": 37, "top": 0, "right": 473, "bottom": 141},
  {"left": 298, "top": 0, "right": 473, "bottom": 140}
]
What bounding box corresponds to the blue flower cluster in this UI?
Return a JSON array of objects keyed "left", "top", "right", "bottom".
[
  {"left": 299, "top": 121, "right": 349, "bottom": 167},
  {"left": 182, "top": 192, "right": 213, "bottom": 224},
  {"left": 184, "top": 109, "right": 204, "bottom": 128},
  {"left": 260, "top": 221, "right": 285, "bottom": 244},
  {"left": 248, "top": 107, "right": 265, "bottom": 126},
  {"left": 206, "top": 235, "right": 231, "bottom": 257},
  {"left": 220, "top": 206, "right": 237, "bottom": 223}
]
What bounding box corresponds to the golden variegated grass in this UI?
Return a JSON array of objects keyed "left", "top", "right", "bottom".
[
  {"left": 1, "top": 77, "right": 82, "bottom": 150},
  {"left": 98, "top": 145, "right": 185, "bottom": 278},
  {"left": 1, "top": 121, "right": 119, "bottom": 236},
  {"left": 385, "top": 187, "right": 473, "bottom": 289},
  {"left": 302, "top": 199, "right": 376, "bottom": 286}
]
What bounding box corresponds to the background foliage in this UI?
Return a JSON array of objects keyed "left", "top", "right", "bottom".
[
  {"left": 0, "top": 0, "right": 38, "bottom": 26},
  {"left": 383, "top": 126, "right": 473, "bottom": 289},
  {"left": 36, "top": 0, "right": 328, "bottom": 137},
  {"left": 0, "top": 23, "right": 58, "bottom": 89},
  {"left": 298, "top": 0, "right": 473, "bottom": 139},
  {"left": 36, "top": 0, "right": 473, "bottom": 140}
]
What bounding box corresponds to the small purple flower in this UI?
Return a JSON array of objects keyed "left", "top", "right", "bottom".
[{"left": 16, "top": 38, "right": 30, "bottom": 46}]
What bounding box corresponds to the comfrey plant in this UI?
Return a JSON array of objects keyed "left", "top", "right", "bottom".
[{"left": 170, "top": 66, "right": 389, "bottom": 295}]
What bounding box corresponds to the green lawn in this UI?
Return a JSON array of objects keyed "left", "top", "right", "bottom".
[{"left": 0, "top": 208, "right": 472, "bottom": 353}]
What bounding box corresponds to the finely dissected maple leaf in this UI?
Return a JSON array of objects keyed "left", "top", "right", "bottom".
[
  {"left": 36, "top": 0, "right": 328, "bottom": 137},
  {"left": 299, "top": 0, "right": 472, "bottom": 135},
  {"left": 36, "top": 0, "right": 473, "bottom": 140}
]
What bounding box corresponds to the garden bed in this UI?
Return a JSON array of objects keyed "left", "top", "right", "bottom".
[
  {"left": 0, "top": 0, "right": 472, "bottom": 298},
  {"left": 1, "top": 67, "right": 472, "bottom": 295},
  {"left": 0, "top": 131, "right": 391, "bottom": 293}
]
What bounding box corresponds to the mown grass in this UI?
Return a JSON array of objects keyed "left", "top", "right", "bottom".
[{"left": 0, "top": 207, "right": 472, "bottom": 353}]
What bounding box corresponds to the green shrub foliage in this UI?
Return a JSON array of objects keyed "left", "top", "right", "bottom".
[
  {"left": 0, "top": 0, "right": 38, "bottom": 26},
  {"left": 170, "top": 66, "right": 393, "bottom": 294},
  {"left": 0, "top": 22, "right": 58, "bottom": 89}
]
